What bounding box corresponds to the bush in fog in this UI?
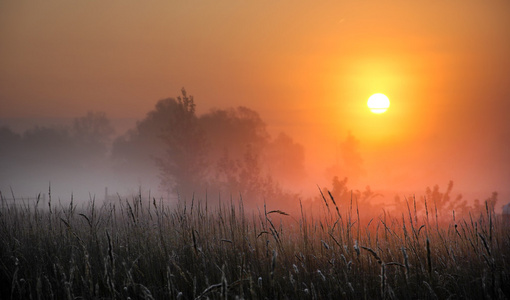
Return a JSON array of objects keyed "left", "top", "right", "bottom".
[{"left": 390, "top": 180, "right": 499, "bottom": 219}]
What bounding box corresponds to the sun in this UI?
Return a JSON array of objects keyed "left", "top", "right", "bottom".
[{"left": 367, "top": 93, "right": 390, "bottom": 114}]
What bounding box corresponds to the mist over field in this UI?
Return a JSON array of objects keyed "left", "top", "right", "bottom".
[
  {"left": 0, "top": 88, "right": 507, "bottom": 218},
  {"left": 1, "top": 95, "right": 307, "bottom": 205}
]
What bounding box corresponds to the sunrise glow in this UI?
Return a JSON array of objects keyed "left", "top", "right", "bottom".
[{"left": 367, "top": 93, "right": 390, "bottom": 114}]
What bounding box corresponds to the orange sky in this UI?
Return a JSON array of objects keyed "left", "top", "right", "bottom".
[{"left": 1, "top": 0, "right": 509, "bottom": 202}]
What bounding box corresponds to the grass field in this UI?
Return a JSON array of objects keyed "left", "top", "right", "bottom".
[{"left": 1, "top": 191, "right": 509, "bottom": 299}]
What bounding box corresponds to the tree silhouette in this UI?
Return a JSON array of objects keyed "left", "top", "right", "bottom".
[
  {"left": 110, "top": 96, "right": 181, "bottom": 184},
  {"left": 73, "top": 111, "right": 114, "bottom": 146},
  {"left": 111, "top": 89, "right": 305, "bottom": 203},
  {"left": 158, "top": 89, "right": 207, "bottom": 196}
]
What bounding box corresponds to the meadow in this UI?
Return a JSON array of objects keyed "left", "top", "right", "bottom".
[{"left": 0, "top": 191, "right": 509, "bottom": 299}]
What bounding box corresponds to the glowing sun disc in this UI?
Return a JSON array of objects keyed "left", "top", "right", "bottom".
[{"left": 367, "top": 93, "right": 390, "bottom": 114}]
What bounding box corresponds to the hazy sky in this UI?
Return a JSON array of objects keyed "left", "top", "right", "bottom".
[{"left": 1, "top": 0, "right": 509, "bottom": 202}]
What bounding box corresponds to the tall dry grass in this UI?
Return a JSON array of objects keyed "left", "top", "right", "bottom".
[{"left": 0, "top": 190, "right": 509, "bottom": 299}]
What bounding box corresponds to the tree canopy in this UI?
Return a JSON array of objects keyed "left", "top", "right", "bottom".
[{"left": 111, "top": 89, "right": 306, "bottom": 203}]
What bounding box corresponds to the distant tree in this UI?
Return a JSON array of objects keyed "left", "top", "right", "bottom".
[
  {"left": 472, "top": 192, "right": 498, "bottom": 216},
  {"left": 200, "top": 106, "right": 306, "bottom": 203},
  {"left": 111, "top": 90, "right": 305, "bottom": 204},
  {"left": 1, "top": 115, "right": 117, "bottom": 192},
  {"left": 265, "top": 132, "right": 306, "bottom": 186},
  {"left": 325, "top": 132, "right": 365, "bottom": 183},
  {"left": 341, "top": 133, "right": 364, "bottom": 179},
  {"left": 111, "top": 90, "right": 208, "bottom": 195},
  {"left": 0, "top": 127, "right": 22, "bottom": 169},
  {"left": 111, "top": 97, "right": 180, "bottom": 176},
  {"left": 391, "top": 181, "right": 496, "bottom": 218},
  {"left": 158, "top": 89, "right": 207, "bottom": 196},
  {"left": 424, "top": 180, "right": 466, "bottom": 215},
  {"left": 21, "top": 126, "right": 76, "bottom": 166},
  {"left": 72, "top": 111, "right": 115, "bottom": 162},
  {"left": 73, "top": 111, "right": 114, "bottom": 145},
  {"left": 321, "top": 176, "right": 380, "bottom": 214},
  {"left": 199, "top": 106, "right": 270, "bottom": 167},
  {"left": 0, "top": 126, "right": 21, "bottom": 152},
  {"left": 215, "top": 143, "right": 299, "bottom": 207},
  {"left": 0, "top": 126, "right": 21, "bottom": 143},
  {"left": 328, "top": 176, "right": 350, "bottom": 208}
]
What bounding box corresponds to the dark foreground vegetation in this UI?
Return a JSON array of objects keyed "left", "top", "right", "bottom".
[{"left": 1, "top": 192, "right": 509, "bottom": 299}]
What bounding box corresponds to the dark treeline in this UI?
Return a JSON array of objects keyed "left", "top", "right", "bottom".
[
  {"left": 0, "top": 89, "right": 306, "bottom": 206},
  {"left": 0, "top": 112, "right": 116, "bottom": 199},
  {"left": 1, "top": 111, "right": 114, "bottom": 170}
]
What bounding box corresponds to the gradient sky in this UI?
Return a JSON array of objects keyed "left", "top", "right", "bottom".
[{"left": 1, "top": 0, "right": 509, "bottom": 202}]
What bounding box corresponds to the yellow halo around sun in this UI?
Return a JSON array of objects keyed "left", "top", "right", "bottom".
[{"left": 367, "top": 93, "right": 390, "bottom": 114}]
